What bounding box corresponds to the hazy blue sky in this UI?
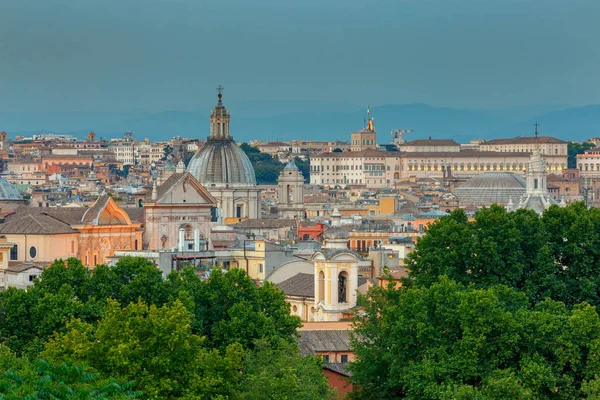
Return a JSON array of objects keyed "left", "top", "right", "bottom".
[{"left": 0, "top": 0, "right": 598, "bottom": 112}]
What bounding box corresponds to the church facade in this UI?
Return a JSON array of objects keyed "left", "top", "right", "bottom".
[{"left": 142, "top": 172, "right": 217, "bottom": 251}]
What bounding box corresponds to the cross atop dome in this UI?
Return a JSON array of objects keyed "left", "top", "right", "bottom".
[{"left": 216, "top": 85, "right": 224, "bottom": 103}]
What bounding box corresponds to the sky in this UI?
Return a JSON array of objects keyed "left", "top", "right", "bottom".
[{"left": 0, "top": 0, "right": 599, "bottom": 113}]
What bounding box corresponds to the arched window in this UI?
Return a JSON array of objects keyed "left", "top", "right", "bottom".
[
  {"left": 338, "top": 271, "right": 349, "bottom": 303},
  {"left": 184, "top": 224, "right": 193, "bottom": 240},
  {"left": 318, "top": 270, "right": 325, "bottom": 302},
  {"left": 10, "top": 245, "right": 18, "bottom": 261}
]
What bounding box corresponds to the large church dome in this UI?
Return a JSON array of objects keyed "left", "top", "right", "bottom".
[
  {"left": 0, "top": 177, "right": 22, "bottom": 200},
  {"left": 187, "top": 90, "right": 256, "bottom": 186},
  {"left": 454, "top": 172, "right": 526, "bottom": 204}
]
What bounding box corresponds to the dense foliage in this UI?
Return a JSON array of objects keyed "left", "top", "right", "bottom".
[
  {"left": 239, "top": 142, "right": 309, "bottom": 184},
  {"left": 0, "top": 346, "right": 140, "bottom": 400},
  {"left": 406, "top": 203, "right": 600, "bottom": 307},
  {"left": 352, "top": 277, "right": 600, "bottom": 399},
  {"left": 352, "top": 202, "right": 600, "bottom": 399},
  {"left": 0, "top": 257, "right": 329, "bottom": 399}
]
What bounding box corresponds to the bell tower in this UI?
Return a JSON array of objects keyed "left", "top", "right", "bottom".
[
  {"left": 277, "top": 160, "right": 305, "bottom": 220},
  {"left": 312, "top": 208, "right": 361, "bottom": 322},
  {"left": 209, "top": 85, "right": 231, "bottom": 140},
  {"left": 525, "top": 124, "right": 547, "bottom": 196}
]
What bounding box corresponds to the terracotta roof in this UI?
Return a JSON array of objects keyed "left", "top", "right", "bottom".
[
  {"left": 144, "top": 173, "right": 185, "bottom": 201},
  {"left": 144, "top": 173, "right": 217, "bottom": 205},
  {"left": 402, "top": 139, "right": 460, "bottom": 147},
  {"left": 401, "top": 150, "right": 536, "bottom": 158},
  {"left": 231, "top": 219, "right": 295, "bottom": 229},
  {"left": 482, "top": 136, "right": 567, "bottom": 145},
  {"left": 323, "top": 363, "right": 352, "bottom": 377},
  {"left": 298, "top": 330, "right": 352, "bottom": 353},
  {"left": 9, "top": 206, "right": 86, "bottom": 225},
  {"left": 0, "top": 213, "right": 77, "bottom": 234},
  {"left": 312, "top": 148, "right": 399, "bottom": 159},
  {"left": 547, "top": 173, "right": 570, "bottom": 182},
  {"left": 123, "top": 207, "right": 145, "bottom": 223},
  {"left": 305, "top": 196, "right": 335, "bottom": 204},
  {"left": 81, "top": 195, "right": 110, "bottom": 224},
  {"left": 276, "top": 273, "right": 314, "bottom": 298},
  {"left": 5, "top": 261, "right": 46, "bottom": 273}
]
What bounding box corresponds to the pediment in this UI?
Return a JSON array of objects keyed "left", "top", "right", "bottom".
[
  {"left": 157, "top": 173, "right": 217, "bottom": 206},
  {"left": 331, "top": 253, "right": 359, "bottom": 262}
]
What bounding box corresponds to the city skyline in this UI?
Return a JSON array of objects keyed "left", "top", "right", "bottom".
[{"left": 0, "top": 0, "right": 599, "bottom": 113}]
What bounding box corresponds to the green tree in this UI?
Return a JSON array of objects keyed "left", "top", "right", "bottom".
[
  {"left": 351, "top": 277, "right": 600, "bottom": 399},
  {"left": 0, "top": 359, "right": 140, "bottom": 399},
  {"left": 168, "top": 267, "right": 301, "bottom": 350},
  {"left": 162, "top": 144, "right": 173, "bottom": 160},
  {"left": 236, "top": 339, "right": 331, "bottom": 400},
  {"left": 239, "top": 142, "right": 286, "bottom": 184},
  {"left": 43, "top": 299, "right": 242, "bottom": 399},
  {"left": 294, "top": 156, "right": 310, "bottom": 182},
  {"left": 0, "top": 288, "right": 37, "bottom": 355},
  {"left": 405, "top": 203, "right": 600, "bottom": 307}
]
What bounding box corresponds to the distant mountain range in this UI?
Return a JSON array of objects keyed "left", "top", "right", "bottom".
[{"left": 1, "top": 104, "right": 599, "bottom": 144}]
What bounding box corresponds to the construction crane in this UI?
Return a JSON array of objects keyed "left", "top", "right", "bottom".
[{"left": 390, "top": 129, "right": 413, "bottom": 146}]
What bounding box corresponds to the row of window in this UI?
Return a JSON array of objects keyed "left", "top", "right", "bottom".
[
  {"left": 407, "top": 163, "right": 565, "bottom": 172},
  {"left": 580, "top": 164, "right": 600, "bottom": 171},
  {"left": 7, "top": 245, "right": 37, "bottom": 261}
]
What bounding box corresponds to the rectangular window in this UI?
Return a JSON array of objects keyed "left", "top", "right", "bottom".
[
  {"left": 29, "top": 274, "right": 36, "bottom": 282},
  {"left": 341, "top": 355, "right": 348, "bottom": 363},
  {"left": 322, "top": 355, "right": 329, "bottom": 364},
  {"left": 259, "top": 263, "right": 263, "bottom": 273},
  {"left": 10, "top": 245, "right": 18, "bottom": 261}
]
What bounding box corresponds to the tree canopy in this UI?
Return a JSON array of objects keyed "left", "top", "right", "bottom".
[
  {"left": 351, "top": 277, "right": 600, "bottom": 399},
  {"left": 0, "top": 257, "right": 327, "bottom": 399},
  {"left": 239, "top": 142, "right": 309, "bottom": 184},
  {"left": 405, "top": 203, "right": 600, "bottom": 307},
  {"left": 352, "top": 202, "right": 600, "bottom": 399},
  {"left": 568, "top": 141, "right": 595, "bottom": 169}
]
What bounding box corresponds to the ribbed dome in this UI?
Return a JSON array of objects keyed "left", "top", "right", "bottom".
[
  {"left": 0, "top": 177, "right": 22, "bottom": 200},
  {"left": 187, "top": 139, "right": 256, "bottom": 186},
  {"left": 454, "top": 172, "right": 526, "bottom": 204}
]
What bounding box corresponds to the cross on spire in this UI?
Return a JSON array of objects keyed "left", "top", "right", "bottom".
[
  {"left": 216, "top": 85, "right": 224, "bottom": 101},
  {"left": 534, "top": 122, "right": 540, "bottom": 137}
]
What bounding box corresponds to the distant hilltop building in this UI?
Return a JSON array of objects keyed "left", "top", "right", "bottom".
[
  {"left": 31, "top": 133, "right": 77, "bottom": 142},
  {"left": 350, "top": 107, "right": 377, "bottom": 152},
  {"left": 310, "top": 120, "right": 568, "bottom": 188},
  {"left": 187, "top": 87, "right": 261, "bottom": 223}
]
